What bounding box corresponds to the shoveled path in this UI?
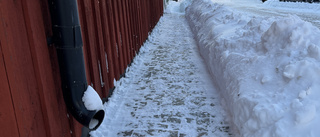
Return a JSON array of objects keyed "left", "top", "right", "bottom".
[{"left": 91, "top": 9, "right": 231, "bottom": 137}]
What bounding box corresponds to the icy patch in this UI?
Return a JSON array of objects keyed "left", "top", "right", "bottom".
[{"left": 82, "top": 86, "right": 103, "bottom": 111}]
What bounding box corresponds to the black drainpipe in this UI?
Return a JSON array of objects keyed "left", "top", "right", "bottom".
[{"left": 48, "top": 0, "right": 104, "bottom": 130}]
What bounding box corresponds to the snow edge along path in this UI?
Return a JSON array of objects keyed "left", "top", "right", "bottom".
[
  {"left": 186, "top": 0, "right": 320, "bottom": 137},
  {"left": 91, "top": 2, "right": 232, "bottom": 137}
]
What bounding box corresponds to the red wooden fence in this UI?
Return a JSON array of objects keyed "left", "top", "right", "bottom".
[{"left": 0, "top": 0, "right": 163, "bottom": 136}]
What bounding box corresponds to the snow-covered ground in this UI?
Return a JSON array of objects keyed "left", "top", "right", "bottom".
[
  {"left": 90, "top": 2, "right": 232, "bottom": 136},
  {"left": 186, "top": 0, "right": 320, "bottom": 137}
]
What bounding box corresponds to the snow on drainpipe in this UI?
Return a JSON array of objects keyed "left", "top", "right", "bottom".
[{"left": 48, "top": 0, "right": 105, "bottom": 130}]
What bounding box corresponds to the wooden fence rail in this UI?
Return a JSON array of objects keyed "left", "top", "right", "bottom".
[{"left": 0, "top": 0, "right": 163, "bottom": 136}]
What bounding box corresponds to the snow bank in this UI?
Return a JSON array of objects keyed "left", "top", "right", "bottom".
[
  {"left": 82, "top": 85, "right": 103, "bottom": 111},
  {"left": 179, "top": 0, "right": 193, "bottom": 12},
  {"left": 165, "top": 0, "right": 193, "bottom": 14},
  {"left": 165, "top": 1, "right": 183, "bottom": 14},
  {"left": 264, "top": 0, "right": 320, "bottom": 12},
  {"left": 186, "top": 0, "right": 320, "bottom": 136}
]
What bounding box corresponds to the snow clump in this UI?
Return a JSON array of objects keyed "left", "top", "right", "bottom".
[{"left": 82, "top": 85, "right": 104, "bottom": 111}]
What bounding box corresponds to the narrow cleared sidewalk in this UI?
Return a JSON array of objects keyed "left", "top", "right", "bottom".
[{"left": 91, "top": 8, "right": 231, "bottom": 137}]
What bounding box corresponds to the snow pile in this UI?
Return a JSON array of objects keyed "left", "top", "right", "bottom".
[
  {"left": 165, "top": 0, "right": 192, "bottom": 14},
  {"left": 186, "top": 0, "right": 320, "bottom": 136},
  {"left": 165, "top": 1, "right": 183, "bottom": 14},
  {"left": 82, "top": 85, "right": 103, "bottom": 111},
  {"left": 264, "top": 0, "right": 320, "bottom": 12},
  {"left": 179, "top": 0, "right": 193, "bottom": 12},
  {"left": 211, "top": 0, "right": 262, "bottom": 5}
]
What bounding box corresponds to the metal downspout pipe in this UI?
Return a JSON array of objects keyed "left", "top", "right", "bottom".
[{"left": 49, "top": 0, "right": 104, "bottom": 130}]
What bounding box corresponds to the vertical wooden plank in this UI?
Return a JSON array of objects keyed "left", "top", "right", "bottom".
[
  {"left": 146, "top": 0, "right": 149, "bottom": 39},
  {"left": 0, "top": 0, "right": 47, "bottom": 136},
  {"left": 125, "top": 0, "right": 131, "bottom": 63},
  {"left": 96, "top": 0, "right": 114, "bottom": 97},
  {"left": 141, "top": 0, "right": 145, "bottom": 42},
  {"left": 149, "top": 0, "right": 152, "bottom": 30},
  {"left": 154, "top": 0, "right": 156, "bottom": 26},
  {"left": 21, "top": 0, "right": 73, "bottom": 136},
  {"left": 147, "top": 0, "right": 151, "bottom": 32},
  {"left": 142, "top": 0, "right": 145, "bottom": 41},
  {"left": 138, "top": 0, "right": 143, "bottom": 47},
  {"left": 125, "top": 0, "right": 134, "bottom": 61},
  {"left": 154, "top": 0, "right": 157, "bottom": 28},
  {"left": 99, "top": 0, "right": 116, "bottom": 89},
  {"left": 134, "top": 0, "right": 138, "bottom": 51},
  {"left": 135, "top": 0, "right": 140, "bottom": 49},
  {"left": 133, "top": 0, "right": 138, "bottom": 50},
  {"left": 152, "top": 0, "right": 154, "bottom": 29},
  {"left": 111, "top": 0, "right": 125, "bottom": 75},
  {"left": 131, "top": 0, "right": 138, "bottom": 54},
  {"left": 156, "top": 0, "right": 158, "bottom": 27},
  {"left": 77, "top": 0, "right": 93, "bottom": 87},
  {"left": 120, "top": 0, "right": 131, "bottom": 65},
  {"left": 135, "top": 0, "right": 139, "bottom": 52},
  {"left": 151, "top": 0, "right": 154, "bottom": 29},
  {"left": 136, "top": 0, "right": 141, "bottom": 47},
  {"left": 144, "top": 0, "right": 148, "bottom": 40},
  {"left": 0, "top": 28, "right": 19, "bottom": 137},
  {"left": 82, "top": 0, "right": 102, "bottom": 95},
  {"left": 142, "top": 0, "right": 145, "bottom": 44},
  {"left": 131, "top": 0, "right": 136, "bottom": 59},
  {"left": 116, "top": 0, "right": 127, "bottom": 67},
  {"left": 106, "top": 0, "right": 120, "bottom": 80},
  {"left": 116, "top": 0, "right": 128, "bottom": 73},
  {"left": 142, "top": 0, "right": 146, "bottom": 44},
  {"left": 92, "top": 0, "right": 110, "bottom": 97},
  {"left": 152, "top": 1, "right": 154, "bottom": 29}
]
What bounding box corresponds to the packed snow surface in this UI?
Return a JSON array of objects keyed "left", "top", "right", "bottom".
[
  {"left": 186, "top": 0, "right": 320, "bottom": 137},
  {"left": 91, "top": 1, "right": 231, "bottom": 136},
  {"left": 82, "top": 85, "right": 103, "bottom": 111}
]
